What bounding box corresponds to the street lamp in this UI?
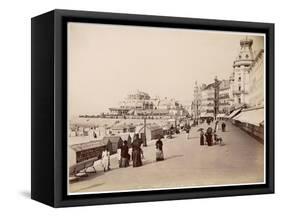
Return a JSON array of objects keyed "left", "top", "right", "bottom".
[
  {"left": 196, "top": 99, "right": 199, "bottom": 125},
  {"left": 143, "top": 112, "right": 147, "bottom": 147}
]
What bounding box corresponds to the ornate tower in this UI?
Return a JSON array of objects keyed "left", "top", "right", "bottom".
[
  {"left": 230, "top": 37, "right": 254, "bottom": 108},
  {"left": 192, "top": 81, "right": 201, "bottom": 122}
]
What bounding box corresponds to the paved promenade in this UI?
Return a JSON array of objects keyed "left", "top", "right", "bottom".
[{"left": 69, "top": 121, "right": 264, "bottom": 194}]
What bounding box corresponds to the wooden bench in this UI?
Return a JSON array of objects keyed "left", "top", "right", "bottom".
[{"left": 69, "top": 157, "right": 98, "bottom": 179}]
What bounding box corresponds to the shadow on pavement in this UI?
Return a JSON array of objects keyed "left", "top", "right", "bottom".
[
  {"left": 72, "top": 182, "right": 105, "bottom": 193},
  {"left": 142, "top": 154, "right": 184, "bottom": 166}
]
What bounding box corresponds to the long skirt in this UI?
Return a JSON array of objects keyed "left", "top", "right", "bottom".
[
  {"left": 120, "top": 157, "right": 129, "bottom": 168},
  {"left": 156, "top": 149, "right": 164, "bottom": 161},
  {"left": 200, "top": 135, "right": 205, "bottom": 145},
  {"left": 207, "top": 135, "right": 213, "bottom": 146},
  {"left": 132, "top": 150, "right": 142, "bottom": 167}
]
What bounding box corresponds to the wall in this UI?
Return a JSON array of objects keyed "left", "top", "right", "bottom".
[
  {"left": 0, "top": 0, "right": 279, "bottom": 216},
  {"left": 249, "top": 50, "right": 265, "bottom": 107}
]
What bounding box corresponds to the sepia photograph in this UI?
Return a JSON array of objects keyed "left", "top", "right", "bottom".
[{"left": 67, "top": 22, "right": 265, "bottom": 195}]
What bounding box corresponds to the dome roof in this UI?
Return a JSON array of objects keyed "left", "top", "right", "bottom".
[{"left": 233, "top": 37, "right": 254, "bottom": 68}]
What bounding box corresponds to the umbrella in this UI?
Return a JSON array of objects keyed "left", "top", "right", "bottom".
[{"left": 197, "top": 128, "right": 204, "bottom": 132}]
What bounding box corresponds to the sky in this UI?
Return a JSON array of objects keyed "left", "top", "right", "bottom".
[{"left": 68, "top": 22, "right": 264, "bottom": 116}]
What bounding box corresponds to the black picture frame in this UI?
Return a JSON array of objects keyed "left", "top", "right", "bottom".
[{"left": 31, "top": 9, "right": 274, "bottom": 207}]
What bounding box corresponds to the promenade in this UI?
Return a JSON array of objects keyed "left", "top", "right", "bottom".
[{"left": 69, "top": 121, "right": 264, "bottom": 194}]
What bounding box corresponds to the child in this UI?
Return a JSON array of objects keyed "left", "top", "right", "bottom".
[{"left": 101, "top": 147, "right": 110, "bottom": 172}]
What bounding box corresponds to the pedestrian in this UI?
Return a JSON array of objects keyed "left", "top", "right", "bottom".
[
  {"left": 101, "top": 147, "right": 110, "bottom": 172},
  {"left": 186, "top": 128, "right": 190, "bottom": 139},
  {"left": 205, "top": 127, "right": 213, "bottom": 146},
  {"left": 117, "top": 143, "right": 122, "bottom": 167},
  {"left": 88, "top": 127, "right": 94, "bottom": 140},
  {"left": 120, "top": 140, "right": 130, "bottom": 167},
  {"left": 186, "top": 123, "right": 191, "bottom": 139},
  {"left": 200, "top": 130, "right": 205, "bottom": 146},
  {"left": 132, "top": 135, "right": 142, "bottom": 167},
  {"left": 155, "top": 136, "right": 164, "bottom": 161},
  {"left": 221, "top": 122, "right": 226, "bottom": 132}
]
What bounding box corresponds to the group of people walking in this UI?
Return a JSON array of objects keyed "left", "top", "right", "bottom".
[
  {"left": 199, "top": 121, "right": 226, "bottom": 146},
  {"left": 115, "top": 134, "right": 144, "bottom": 168},
  {"left": 101, "top": 134, "right": 165, "bottom": 172}
]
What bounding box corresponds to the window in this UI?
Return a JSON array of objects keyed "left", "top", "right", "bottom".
[
  {"left": 238, "top": 86, "right": 241, "bottom": 91},
  {"left": 245, "top": 54, "right": 249, "bottom": 58},
  {"left": 238, "top": 97, "right": 241, "bottom": 104},
  {"left": 238, "top": 77, "right": 241, "bottom": 82}
]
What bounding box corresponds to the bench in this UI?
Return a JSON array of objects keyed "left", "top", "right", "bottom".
[{"left": 69, "top": 157, "right": 98, "bottom": 179}]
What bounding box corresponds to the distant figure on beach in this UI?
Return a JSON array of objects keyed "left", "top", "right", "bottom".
[
  {"left": 120, "top": 141, "right": 130, "bottom": 168},
  {"left": 155, "top": 137, "right": 164, "bottom": 161},
  {"left": 221, "top": 122, "right": 226, "bottom": 132},
  {"left": 132, "top": 135, "right": 143, "bottom": 167},
  {"left": 102, "top": 147, "right": 110, "bottom": 172}
]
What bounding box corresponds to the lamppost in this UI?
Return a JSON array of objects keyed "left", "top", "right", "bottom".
[
  {"left": 214, "top": 76, "right": 220, "bottom": 120},
  {"left": 196, "top": 99, "right": 199, "bottom": 125},
  {"left": 143, "top": 112, "right": 147, "bottom": 147}
]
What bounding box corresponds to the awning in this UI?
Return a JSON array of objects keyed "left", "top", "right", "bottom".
[
  {"left": 233, "top": 108, "right": 264, "bottom": 126},
  {"left": 216, "top": 113, "right": 226, "bottom": 118},
  {"left": 226, "top": 108, "right": 242, "bottom": 119},
  {"left": 200, "top": 113, "right": 213, "bottom": 118},
  {"left": 127, "top": 109, "right": 135, "bottom": 115}
]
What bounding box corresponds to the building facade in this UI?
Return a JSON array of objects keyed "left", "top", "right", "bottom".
[
  {"left": 248, "top": 49, "right": 264, "bottom": 108},
  {"left": 190, "top": 36, "right": 264, "bottom": 124},
  {"left": 192, "top": 79, "right": 231, "bottom": 119},
  {"left": 109, "top": 90, "right": 188, "bottom": 118},
  {"left": 200, "top": 83, "right": 214, "bottom": 118},
  {"left": 219, "top": 79, "right": 232, "bottom": 114},
  {"left": 230, "top": 37, "right": 255, "bottom": 108}
]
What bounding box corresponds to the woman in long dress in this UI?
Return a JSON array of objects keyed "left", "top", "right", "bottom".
[
  {"left": 221, "top": 122, "right": 226, "bottom": 132},
  {"left": 132, "top": 135, "right": 142, "bottom": 167},
  {"left": 155, "top": 137, "right": 164, "bottom": 161},
  {"left": 101, "top": 147, "right": 110, "bottom": 172},
  {"left": 200, "top": 130, "right": 205, "bottom": 145},
  {"left": 205, "top": 127, "right": 213, "bottom": 146},
  {"left": 120, "top": 141, "right": 130, "bottom": 167}
]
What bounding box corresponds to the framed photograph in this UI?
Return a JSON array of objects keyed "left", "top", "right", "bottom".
[{"left": 31, "top": 9, "right": 274, "bottom": 207}]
